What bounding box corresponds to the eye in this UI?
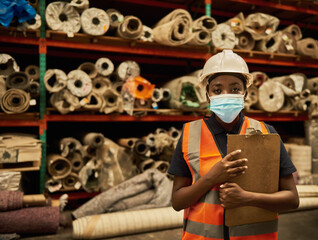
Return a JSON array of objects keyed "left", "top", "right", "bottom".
[
  {"left": 213, "top": 88, "right": 222, "bottom": 94},
  {"left": 231, "top": 87, "right": 243, "bottom": 93}
]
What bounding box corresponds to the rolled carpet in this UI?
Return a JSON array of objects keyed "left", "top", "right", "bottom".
[
  {"left": 0, "top": 206, "right": 60, "bottom": 234},
  {"left": 0, "top": 191, "right": 23, "bottom": 211}
]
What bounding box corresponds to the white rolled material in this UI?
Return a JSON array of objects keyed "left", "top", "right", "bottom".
[
  {"left": 78, "top": 62, "right": 98, "bottom": 79},
  {"left": 211, "top": 23, "right": 236, "bottom": 49},
  {"left": 81, "top": 8, "right": 110, "bottom": 36},
  {"left": 116, "top": 60, "right": 140, "bottom": 81},
  {"left": 257, "top": 80, "right": 284, "bottom": 112},
  {"left": 72, "top": 207, "right": 183, "bottom": 239},
  {"left": 106, "top": 9, "right": 124, "bottom": 32},
  {"left": 45, "top": 1, "right": 81, "bottom": 37},
  {"left": 67, "top": 70, "right": 92, "bottom": 97},
  {"left": 116, "top": 15, "right": 143, "bottom": 40},
  {"left": 0, "top": 54, "right": 20, "bottom": 77},
  {"left": 95, "top": 58, "right": 114, "bottom": 77},
  {"left": 69, "top": 0, "right": 89, "bottom": 13},
  {"left": 44, "top": 69, "right": 67, "bottom": 93},
  {"left": 296, "top": 38, "right": 318, "bottom": 58},
  {"left": 140, "top": 25, "right": 154, "bottom": 42}
]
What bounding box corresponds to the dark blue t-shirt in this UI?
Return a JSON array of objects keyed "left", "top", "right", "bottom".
[{"left": 168, "top": 113, "right": 296, "bottom": 178}]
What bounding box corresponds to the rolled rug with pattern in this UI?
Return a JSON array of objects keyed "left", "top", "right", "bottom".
[
  {"left": 78, "top": 62, "right": 98, "bottom": 79},
  {"left": 50, "top": 89, "right": 81, "bottom": 114},
  {"left": 92, "top": 77, "right": 112, "bottom": 95},
  {"left": 211, "top": 23, "right": 236, "bottom": 49},
  {"left": 29, "top": 81, "right": 40, "bottom": 98},
  {"left": 283, "top": 24, "right": 302, "bottom": 41},
  {"left": 105, "top": 9, "right": 124, "bottom": 33},
  {"left": 47, "top": 154, "right": 72, "bottom": 180},
  {"left": 100, "top": 88, "right": 124, "bottom": 114},
  {"left": 115, "top": 60, "right": 140, "bottom": 81},
  {"left": 0, "top": 191, "right": 23, "bottom": 211},
  {"left": 140, "top": 25, "right": 154, "bottom": 42},
  {"left": 83, "top": 133, "right": 105, "bottom": 149},
  {"left": 0, "top": 54, "right": 20, "bottom": 77},
  {"left": 0, "top": 89, "right": 30, "bottom": 114},
  {"left": 81, "top": 8, "right": 109, "bottom": 36},
  {"left": 59, "top": 137, "right": 83, "bottom": 158},
  {"left": 44, "top": 69, "right": 67, "bottom": 93},
  {"left": 0, "top": 206, "right": 60, "bottom": 235},
  {"left": 307, "top": 77, "right": 318, "bottom": 94},
  {"left": 251, "top": 71, "right": 268, "bottom": 88},
  {"left": 187, "top": 29, "right": 211, "bottom": 46},
  {"left": 256, "top": 80, "right": 284, "bottom": 112},
  {"left": 6, "top": 72, "right": 30, "bottom": 90},
  {"left": 244, "top": 12, "right": 280, "bottom": 40},
  {"left": 72, "top": 207, "right": 183, "bottom": 239},
  {"left": 296, "top": 38, "right": 318, "bottom": 58},
  {"left": 62, "top": 172, "right": 81, "bottom": 190},
  {"left": 95, "top": 58, "right": 114, "bottom": 77},
  {"left": 45, "top": 1, "right": 81, "bottom": 37},
  {"left": 67, "top": 70, "right": 92, "bottom": 97},
  {"left": 25, "top": 65, "right": 40, "bottom": 81},
  {"left": 226, "top": 12, "right": 245, "bottom": 34},
  {"left": 116, "top": 15, "right": 143, "bottom": 40},
  {"left": 82, "top": 92, "right": 104, "bottom": 110},
  {"left": 69, "top": 0, "right": 89, "bottom": 13},
  {"left": 235, "top": 31, "right": 255, "bottom": 50},
  {"left": 153, "top": 9, "right": 192, "bottom": 46},
  {"left": 192, "top": 15, "right": 217, "bottom": 32}
]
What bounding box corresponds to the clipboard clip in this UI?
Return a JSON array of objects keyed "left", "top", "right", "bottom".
[{"left": 245, "top": 128, "right": 263, "bottom": 137}]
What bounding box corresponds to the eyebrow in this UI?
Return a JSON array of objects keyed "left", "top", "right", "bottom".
[{"left": 211, "top": 82, "right": 243, "bottom": 87}]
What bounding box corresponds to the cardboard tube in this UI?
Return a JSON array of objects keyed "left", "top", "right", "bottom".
[{"left": 23, "top": 194, "right": 48, "bottom": 207}]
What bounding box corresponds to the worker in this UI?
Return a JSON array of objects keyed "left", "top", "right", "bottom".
[{"left": 168, "top": 49, "right": 299, "bottom": 240}]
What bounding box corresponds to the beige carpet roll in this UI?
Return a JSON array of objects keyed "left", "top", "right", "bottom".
[
  {"left": 272, "top": 75, "right": 296, "bottom": 91},
  {"left": 0, "top": 89, "right": 30, "bottom": 114},
  {"left": 106, "top": 9, "right": 124, "bottom": 33},
  {"left": 116, "top": 60, "right": 140, "bottom": 81},
  {"left": 296, "top": 185, "right": 318, "bottom": 198},
  {"left": 0, "top": 54, "right": 20, "bottom": 76},
  {"left": 290, "top": 73, "right": 307, "bottom": 93},
  {"left": 140, "top": 25, "right": 154, "bottom": 42},
  {"left": 72, "top": 207, "right": 183, "bottom": 239},
  {"left": 187, "top": 29, "right": 211, "bottom": 46},
  {"left": 100, "top": 88, "right": 123, "bottom": 114},
  {"left": 82, "top": 92, "right": 103, "bottom": 110},
  {"left": 235, "top": 31, "right": 255, "bottom": 50},
  {"left": 47, "top": 154, "right": 72, "bottom": 180},
  {"left": 138, "top": 158, "right": 156, "bottom": 172},
  {"left": 29, "top": 81, "right": 40, "bottom": 98},
  {"left": 0, "top": 76, "right": 6, "bottom": 95},
  {"left": 6, "top": 71, "right": 30, "bottom": 90},
  {"left": 50, "top": 89, "right": 81, "bottom": 114},
  {"left": 69, "top": 0, "right": 89, "bottom": 13},
  {"left": 25, "top": 65, "right": 40, "bottom": 81},
  {"left": 251, "top": 71, "right": 268, "bottom": 87},
  {"left": 296, "top": 38, "right": 318, "bottom": 58},
  {"left": 278, "top": 31, "right": 297, "bottom": 54},
  {"left": 226, "top": 12, "right": 245, "bottom": 34},
  {"left": 78, "top": 62, "right": 98, "bottom": 79},
  {"left": 112, "top": 80, "right": 124, "bottom": 94},
  {"left": 67, "top": 70, "right": 92, "bottom": 97},
  {"left": 153, "top": 9, "right": 192, "bottom": 46},
  {"left": 192, "top": 15, "right": 217, "bottom": 32},
  {"left": 95, "top": 58, "right": 114, "bottom": 77},
  {"left": 68, "top": 151, "right": 85, "bottom": 173},
  {"left": 153, "top": 161, "right": 170, "bottom": 173},
  {"left": 283, "top": 24, "right": 302, "bottom": 41},
  {"left": 62, "top": 172, "right": 81, "bottom": 190},
  {"left": 134, "top": 140, "right": 150, "bottom": 157},
  {"left": 59, "top": 137, "right": 83, "bottom": 158},
  {"left": 81, "top": 8, "right": 109, "bottom": 36},
  {"left": 116, "top": 15, "right": 143, "bottom": 40},
  {"left": 83, "top": 133, "right": 105, "bottom": 149},
  {"left": 211, "top": 23, "right": 236, "bottom": 49},
  {"left": 297, "top": 197, "right": 318, "bottom": 211},
  {"left": 45, "top": 1, "right": 81, "bottom": 37},
  {"left": 92, "top": 77, "right": 112, "bottom": 95},
  {"left": 307, "top": 77, "right": 318, "bottom": 94},
  {"left": 245, "top": 12, "right": 280, "bottom": 40},
  {"left": 44, "top": 69, "right": 67, "bottom": 93},
  {"left": 257, "top": 80, "right": 284, "bottom": 112}
]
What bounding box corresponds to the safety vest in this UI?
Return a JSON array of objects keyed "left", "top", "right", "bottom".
[{"left": 182, "top": 116, "right": 278, "bottom": 240}]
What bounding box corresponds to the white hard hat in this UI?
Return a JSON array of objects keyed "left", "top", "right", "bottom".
[{"left": 199, "top": 49, "right": 253, "bottom": 89}]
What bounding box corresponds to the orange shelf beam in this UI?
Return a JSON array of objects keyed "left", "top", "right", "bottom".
[{"left": 0, "top": 120, "right": 40, "bottom": 127}]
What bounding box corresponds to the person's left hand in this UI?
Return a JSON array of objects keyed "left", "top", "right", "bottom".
[{"left": 219, "top": 182, "right": 250, "bottom": 209}]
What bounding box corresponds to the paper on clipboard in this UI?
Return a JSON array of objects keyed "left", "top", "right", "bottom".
[{"left": 225, "top": 132, "right": 280, "bottom": 226}]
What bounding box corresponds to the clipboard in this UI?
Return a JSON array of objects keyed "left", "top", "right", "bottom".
[{"left": 225, "top": 132, "right": 280, "bottom": 226}]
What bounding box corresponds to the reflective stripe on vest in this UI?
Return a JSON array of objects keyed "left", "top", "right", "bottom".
[{"left": 182, "top": 117, "right": 277, "bottom": 240}]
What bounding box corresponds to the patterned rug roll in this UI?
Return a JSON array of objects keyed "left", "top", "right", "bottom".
[
  {"left": 45, "top": 1, "right": 81, "bottom": 37},
  {"left": 0, "top": 191, "right": 23, "bottom": 211},
  {"left": 0, "top": 206, "right": 60, "bottom": 234},
  {"left": 81, "top": 8, "right": 109, "bottom": 36},
  {"left": 44, "top": 69, "right": 67, "bottom": 93},
  {"left": 6, "top": 72, "right": 29, "bottom": 90},
  {"left": 0, "top": 89, "right": 30, "bottom": 114},
  {"left": 256, "top": 80, "right": 284, "bottom": 112},
  {"left": 116, "top": 15, "right": 143, "bottom": 40},
  {"left": 296, "top": 38, "right": 318, "bottom": 58},
  {"left": 211, "top": 23, "right": 236, "bottom": 49}
]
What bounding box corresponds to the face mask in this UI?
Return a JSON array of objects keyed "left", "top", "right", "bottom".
[{"left": 209, "top": 94, "right": 244, "bottom": 123}]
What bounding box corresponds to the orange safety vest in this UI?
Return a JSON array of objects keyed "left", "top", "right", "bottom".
[{"left": 182, "top": 116, "right": 278, "bottom": 240}]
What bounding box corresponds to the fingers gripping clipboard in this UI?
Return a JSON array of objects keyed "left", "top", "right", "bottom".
[{"left": 225, "top": 131, "right": 280, "bottom": 226}]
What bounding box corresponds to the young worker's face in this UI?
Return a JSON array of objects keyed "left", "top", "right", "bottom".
[{"left": 208, "top": 75, "right": 245, "bottom": 97}]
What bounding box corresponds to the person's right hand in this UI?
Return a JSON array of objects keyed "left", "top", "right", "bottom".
[{"left": 205, "top": 149, "right": 248, "bottom": 184}]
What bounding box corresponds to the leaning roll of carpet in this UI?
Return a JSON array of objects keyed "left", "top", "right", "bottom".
[
  {"left": 256, "top": 80, "right": 285, "bottom": 112},
  {"left": 0, "top": 88, "right": 30, "bottom": 114},
  {"left": 82, "top": 132, "right": 105, "bottom": 149},
  {"left": 296, "top": 38, "right": 318, "bottom": 58},
  {"left": 44, "top": 69, "right": 68, "bottom": 93},
  {"left": 244, "top": 12, "right": 280, "bottom": 40},
  {"left": 211, "top": 23, "right": 236, "bottom": 49},
  {"left": 0, "top": 54, "right": 20, "bottom": 77},
  {"left": 45, "top": 1, "right": 81, "bottom": 37},
  {"left": 95, "top": 58, "right": 114, "bottom": 77},
  {"left": 153, "top": 9, "right": 193, "bottom": 46},
  {"left": 81, "top": 8, "right": 110, "bottom": 36},
  {"left": 72, "top": 207, "right": 183, "bottom": 239},
  {"left": 116, "top": 15, "right": 143, "bottom": 40},
  {"left": 47, "top": 153, "right": 73, "bottom": 180},
  {"left": 25, "top": 65, "right": 40, "bottom": 81},
  {"left": 0, "top": 206, "right": 60, "bottom": 235}
]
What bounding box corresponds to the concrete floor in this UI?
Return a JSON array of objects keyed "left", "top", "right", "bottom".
[{"left": 18, "top": 208, "right": 318, "bottom": 240}]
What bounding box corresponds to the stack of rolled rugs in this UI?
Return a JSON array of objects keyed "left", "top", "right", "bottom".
[
  {"left": 0, "top": 190, "right": 60, "bottom": 236},
  {"left": 0, "top": 53, "right": 40, "bottom": 114},
  {"left": 244, "top": 71, "right": 318, "bottom": 118},
  {"left": 46, "top": 127, "right": 181, "bottom": 193}
]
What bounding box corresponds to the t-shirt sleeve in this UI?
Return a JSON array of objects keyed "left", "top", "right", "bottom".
[
  {"left": 265, "top": 123, "right": 297, "bottom": 177},
  {"left": 168, "top": 131, "right": 192, "bottom": 178}
]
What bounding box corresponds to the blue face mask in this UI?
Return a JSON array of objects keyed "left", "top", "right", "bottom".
[{"left": 209, "top": 94, "right": 244, "bottom": 123}]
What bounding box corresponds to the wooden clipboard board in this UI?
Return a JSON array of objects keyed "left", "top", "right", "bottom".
[{"left": 225, "top": 132, "right": 280, "bottom": 226}]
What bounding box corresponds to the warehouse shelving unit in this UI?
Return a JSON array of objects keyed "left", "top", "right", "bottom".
[{"left": 0, "top": 0, "right": 317, "bottom": 194}]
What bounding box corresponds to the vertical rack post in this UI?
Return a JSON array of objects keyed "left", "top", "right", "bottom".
[
  {"left": 39, "top": 0, "right": 47, "bottom": 193},
  {"left": 205, "top": 0, "right": 211, "bottom": 17}
]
